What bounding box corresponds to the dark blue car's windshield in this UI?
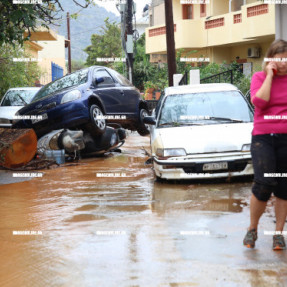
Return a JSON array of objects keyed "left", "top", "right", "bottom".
[{"left": 32, "top": 68, "right": 89, "bottom": 102}]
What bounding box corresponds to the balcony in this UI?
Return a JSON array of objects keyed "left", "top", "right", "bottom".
[{"left": 146, "top": 2, "right": 275, "bottom": 54}]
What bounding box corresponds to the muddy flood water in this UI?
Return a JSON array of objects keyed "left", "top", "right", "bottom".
[{"left": 1, "top": 132, "right": 287, "bottom": 287}]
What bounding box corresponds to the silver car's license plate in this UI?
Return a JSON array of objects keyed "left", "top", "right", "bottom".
[
  {"left": 203, "top": 162, "right": 228, "bottom": 171},
  {"left": 31, "top": 113, "right": 48, "bottom": 124}
]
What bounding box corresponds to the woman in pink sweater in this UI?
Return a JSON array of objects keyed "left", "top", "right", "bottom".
[{"left": 243, "top": 39, "right": 287, "bottom": 250}]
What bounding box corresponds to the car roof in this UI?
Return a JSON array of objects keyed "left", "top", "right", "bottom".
[
  {"left": 165, "top": 83, "right": 239, "bottom": 96},
  {"left": 91, "top": 66, "right": 107, "bottom": 70}
]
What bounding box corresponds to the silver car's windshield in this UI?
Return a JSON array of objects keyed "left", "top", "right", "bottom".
[
  {"left": 1, "top": 90, "right": 38, "bottom": 106},
  {"left": 158, "top": 91, "right": 253, "bottom": 127}
]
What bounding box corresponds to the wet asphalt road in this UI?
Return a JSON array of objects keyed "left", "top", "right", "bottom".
[{"left": 0, "top": 132, "right": 287, "bottom": 287}]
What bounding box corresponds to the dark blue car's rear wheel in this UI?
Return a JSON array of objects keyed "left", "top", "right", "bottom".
[{"left": 86, "top": 104, "right": 106, "bottom": 136}]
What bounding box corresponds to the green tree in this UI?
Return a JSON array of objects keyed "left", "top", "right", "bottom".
[
  {"left": 0, "top": 0, "right": 93, "bottom": 45},
  {"left": 132, "top": 33, "right": 157, "bottom": 90},
  {"left": 0, "top": 44, "right": 42, "bottom": 99},
  {"left": 71, "top": 59, "right": 87, "bottom": 72},
  {"left": 84, "top": 18, "right": 122, "bottom": 67}
]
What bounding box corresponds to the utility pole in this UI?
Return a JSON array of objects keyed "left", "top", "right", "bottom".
[
  {"left": 126, "top": 0, "right": 134, "bottom": 83},
  {"left": 67, "top": 12, "right": 71, "bottom": 74},
  {"left": 164, "top": 0, "right": 176, "bottom": 86}
]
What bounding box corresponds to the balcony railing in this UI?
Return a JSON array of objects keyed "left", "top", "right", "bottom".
[
  {"left": 149, "top": 24, "right": 177, "bottom": 37},
  {"left": 233, "top": 13, "right": 242, "bottom": 24},
  {"left": 247, "top": 4, "right": 268, "bottom": 17},
  {"left": 205, "top": 18, "right": 224, "bottom": 29}
]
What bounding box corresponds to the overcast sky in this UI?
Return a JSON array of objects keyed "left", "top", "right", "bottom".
[{"left": 94, "top": 0, "right": 151, "bottom": 20}]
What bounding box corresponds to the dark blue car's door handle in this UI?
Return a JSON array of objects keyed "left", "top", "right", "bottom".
[{"left": 120, "top": 90, "right": 125, "bottom": 95}]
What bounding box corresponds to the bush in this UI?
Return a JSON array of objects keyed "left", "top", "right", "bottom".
[{"left": 0, "top": 44, "right": 42, "bottom": 100}]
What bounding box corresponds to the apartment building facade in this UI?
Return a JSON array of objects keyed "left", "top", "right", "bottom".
[
  {"left": 24, "top": 27, "right": 66, "bottom": 85},
  {"left": 146, "top": 0, "right": 276, "bottom": 74}
]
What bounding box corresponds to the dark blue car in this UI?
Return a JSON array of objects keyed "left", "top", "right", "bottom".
[{"left": 13, "top": 66, "right": 150, "bottom": 137}]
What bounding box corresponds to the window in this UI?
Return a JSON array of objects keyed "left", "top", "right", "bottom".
[
  {"left": 93, "top": 69, "right": 115, "bottom": 87},
  {"left": 200, "top": 4, "right": 206, "bottom": 17},
  {"left": 109, "top": 69, "right": 133, "bottom": 87},
  {"left": 182, "top": 4, "right": 193, "bottom": 20}
]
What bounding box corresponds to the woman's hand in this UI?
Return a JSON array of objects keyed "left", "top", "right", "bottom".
[
  {"left": 266, "top": 61, "right": 277, "bottom": 77},
  {"left": 251, "top": 64, "right": 275, "bottom": 104}
]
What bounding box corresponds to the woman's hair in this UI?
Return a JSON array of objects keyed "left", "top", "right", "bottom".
[{"left": 262, "top": 39, "right": 287, "bottom": 71}]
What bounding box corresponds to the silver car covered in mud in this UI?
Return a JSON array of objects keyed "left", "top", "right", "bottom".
[{"left": 144, "top": 83, "right": 254, "bottom": 180}]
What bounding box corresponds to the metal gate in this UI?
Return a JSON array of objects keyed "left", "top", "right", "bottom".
[{"left": 51, "top": 62, "right": 63, "bottom": 82}]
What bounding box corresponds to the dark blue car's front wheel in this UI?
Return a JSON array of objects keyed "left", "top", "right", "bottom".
[
  {"left": 86, "top": 104, "right": 106, "bottom": 136},
  {"left": 136, "top": 108, "right": 150, "bottom": 136}
]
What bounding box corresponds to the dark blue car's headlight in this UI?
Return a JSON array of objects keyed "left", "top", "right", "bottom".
[{"left": 61, "top": 90, "right": 81, "bottom": 104}]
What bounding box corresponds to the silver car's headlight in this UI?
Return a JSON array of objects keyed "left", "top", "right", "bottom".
[
  {"left": 156, "top": 148, "right": 186, "bottom": 159},
  {"left": 242, "top": 144, "right": 251, "bottom": 152},
  {"left": 61, "top": 90, "right": 81, "bottom": 104}
]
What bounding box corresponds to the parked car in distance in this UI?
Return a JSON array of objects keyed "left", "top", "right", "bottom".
[
  {"left": 0, "top": 87, "right": 40, "bottom": 128},
  {"left": 144, "top": 83, "right": 254, "bottom": 181},
  {"left": 12, "top": 66, "right": 150, "bottom": 137}
]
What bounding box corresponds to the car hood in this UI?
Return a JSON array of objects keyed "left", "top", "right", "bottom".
[
  {"left": 157, "top": 123, "right": 253, "bottom": 154},
  {"left": 0, "top": 106, "right": 23, "bottom": 120},
  {"left": 18, "top": 85, "right": 87, "bottom": 115}
]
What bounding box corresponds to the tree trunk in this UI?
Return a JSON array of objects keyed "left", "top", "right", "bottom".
[{"left": 0, "top": 128, "right": 37, "bottom": 168}]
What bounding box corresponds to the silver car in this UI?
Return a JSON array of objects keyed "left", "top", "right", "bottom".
[
  {"left": 0, "top": 87, "right": 40, "bottom": 127},
  {"left": 144, "top": 83, "right": 254, "bottom": 180}
]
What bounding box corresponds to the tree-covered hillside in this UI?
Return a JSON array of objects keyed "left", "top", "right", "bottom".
[{"left": 51, "top": 0, "right": 120, "bottom": 61}]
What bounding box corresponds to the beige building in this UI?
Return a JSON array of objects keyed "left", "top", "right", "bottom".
[
  {"left": 146, "top": 0, "right": 275, "bottom": 74},
  {"left": 24, "top": 27, "right": 67, "bottom": 85}
]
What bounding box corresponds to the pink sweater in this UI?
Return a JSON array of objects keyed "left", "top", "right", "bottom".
[{"left": 250, "top": 71, "right": 287, "bottom": 135}]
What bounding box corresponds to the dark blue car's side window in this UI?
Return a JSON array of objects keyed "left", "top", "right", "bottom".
[
  {"left": 93, "top": 70, "right": 115, "bottom": 87},
  {"left": 108, "top": 69, "right": 133, "bottom": 87}
]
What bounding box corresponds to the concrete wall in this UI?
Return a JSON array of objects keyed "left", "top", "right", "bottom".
[{"left": 37, "top": 34, "right": 66, "bottom": 85}]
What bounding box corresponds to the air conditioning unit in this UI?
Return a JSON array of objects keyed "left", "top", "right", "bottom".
[{"left": 247, "top": 47, "right": 260, "bottom": 58}]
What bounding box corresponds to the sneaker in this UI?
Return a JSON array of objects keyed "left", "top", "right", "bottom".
[
  {"left": 243, "top": 228, "right": 258, "bottom": 248},
  {"left": 273, "top": 234, "right": 286, "bottom": 250}
]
